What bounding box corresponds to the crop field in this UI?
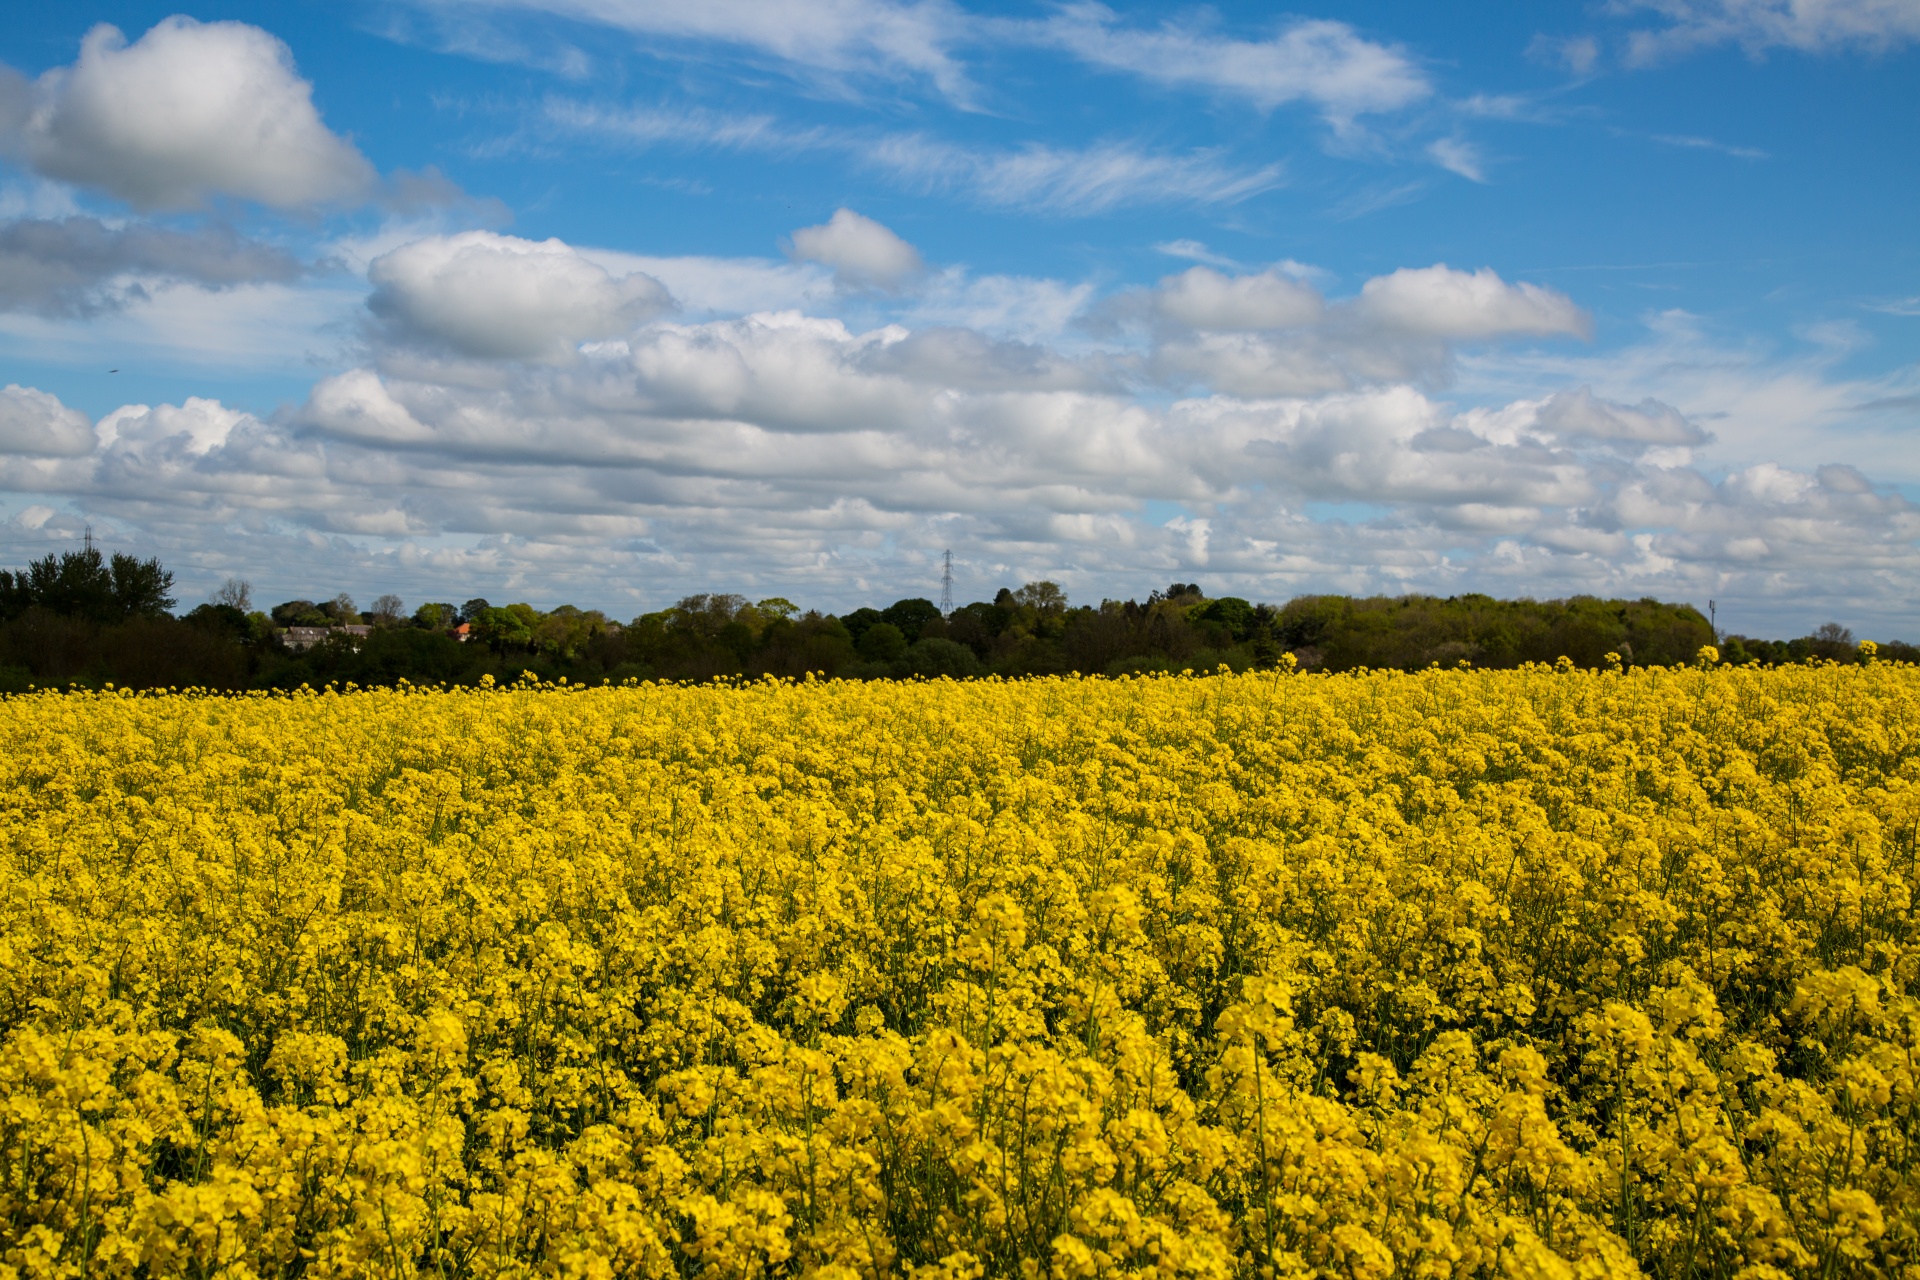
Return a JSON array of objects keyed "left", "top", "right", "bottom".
[{"left": 2, "top": 663, "right": 1917, "bottom": 1279}]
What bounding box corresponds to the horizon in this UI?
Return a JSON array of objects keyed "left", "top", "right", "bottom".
[{"left": 1, "top": 1, "right": 1916, "bottom": 640}]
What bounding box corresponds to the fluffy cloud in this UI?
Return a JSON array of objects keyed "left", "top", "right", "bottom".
[
  {"left": 0, "top": 384, "right": 95, "bottom": 457},
  {"left": 97, "top": 398, "right": 253, "bottom": 455},
  {"left": 1532, "top": 386, "right": 1708, "bottom": 447},
  {"left": 1617, "top": 0, "right": 1920, "bottom": 62},
  {"left": 1, "top": 238, "right": 1913, "bottom": 629},
  {"left": 1155, "top": 267, "right": 1323, "bottom": 331},
  {"left": 788, "top": 209, "right": 924, "bottom": 290},
  {"left": 366, "top": 232, "right": 674, "bottom": 360},
  {"left": 1033, "top": 8, "right": 1430, "bottom": 122},
  {"left": 5, "top": 17, "right": 374, "bottom": 211},
  {"left": 1140, "top": 263, "right": 1586, "bottom": 394},
  {"left": 0, "top": 217, "right": 304, "bottom": 317},
  {"left": 1356, "top": 266, "right": 1590, "bottom": 340}
]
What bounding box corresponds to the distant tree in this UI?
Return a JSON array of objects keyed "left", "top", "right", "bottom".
[
  {"left": 476, "top": 603, "right": 540, "bottom": 650},
  {"left": 370, "top": 594, "right": 405, "bottom": 626},
  {"left": 318, "top": 593, "right": 359, "bottom": 624},
  {"left": 211, "top": 577, "right": 252, "bottom": 612},
  {"left": 1250, "top": 621, "right": 1280, "bottom": 670},
  {"left": 1197, "top": 596, "right": 1256, "bottom": 641},
  {"left": 0, "top": 542, "right": 175, "bottom": 623},
  {"left": 882, "top": 597, "right": 942, "bottom": 640},
  {"left": 756, "top": 597, "right": 799, "bottom": 622},
  {"left": 460, "top": 598, "right": 492, "bottom": 623},
  {"left": 183, "top": 603, "right": 251, "bottom": 643},
  {"left": 672, "top": 594, "right": 749, "bottom": 642},
  {"left": 857, "top": 622, "right": 907, "bottom": 663},
  {"left": 1013, "top": 582, "right": 1067, "bottom": 614},
  {"left": 414, "top": 602, "right": 459, "bottom": 630},
  {"left": 534, "top": 605, "right": 611, "bottom": 660},
  {"left": 1807, "top": 622, "right": 1857, "bottom": 662},
  {"left": 271, "top": 599, "right": 328, "bottom": 627},
  {"left": 840, "top": 607, "right": 885, "bottom": 645},
  {"left": 902, "top": 637, "right": 982, "bottom": 677}
]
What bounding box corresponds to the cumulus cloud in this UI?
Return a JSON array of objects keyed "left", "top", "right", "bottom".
[
  {"left": 1616, "top": 0, "right": 1920, "bottom": 62},
  {"left": 789, "top": 209, "right": 925, "bottom": 290},
  {"left": 1032, "top": 7, "right": 1430, "bottom": 122},
  {"left": 1, "top": 240, "right": 1913, "bottom": 626},
  {"left": 97, "top": 397, "right": 253, "bottom": 455},
  {"left": 0, "top": 217, "right": 304, "bottom": 317},
  {"left": 366, "top": 232, "right": 674, "bottom": 360},
  {"left": 1155, "top": 266, "right": 1323, "bottom": 331},
  {"left": 14, "top": 323, "right": 1911, "bottom": 625},
  {"left": 0, "top": 384, "right": 96, "bottom": 457},
  {"left": 1356, "top": 265, "right": 1591, "bottom": 340},
  {"left": 1532, "top": 386, "right": 1708, "bottom": 447},
  {"left": 6, "top": 17, "right": 375, "bottom": 211},
  {"left": 1130, "top": 263, "right": 1589, "bottom": 395}
]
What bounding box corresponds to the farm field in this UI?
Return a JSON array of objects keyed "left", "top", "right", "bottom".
[{"left": 2, "top": 665, "right": 1917, "bottom": 1279}]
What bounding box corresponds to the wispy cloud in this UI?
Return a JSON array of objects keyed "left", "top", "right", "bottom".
[
  {"left": 1526, "top": 33, "right": 1601, "bottom": 76},
  {"left": 1427, "top": 137, "right": 1488, "bottom": 181},
  {"left": 1651, "top": 132, "right": 1770, "bottom": 160},
  {"left": 540, "top": 99, "right": 830, "bottom": 153},
  {"left": 1155, "top": 240, "right": 1240, "bottom": 268},
  {"left": 867, "top": 135, "right": 1282, "bottom": 213},
  {"left": 1614, "top": 0, "right": 1920, "bottom": 64},
  {"left": 438, "top": 0, "right": 974, "bottom": 99},
  {"left": 543, "top": 100, "right": 1283, "bottom": 214},
  {"left": 1025, "top": 6, "right": 1430, "bottom": 123}
]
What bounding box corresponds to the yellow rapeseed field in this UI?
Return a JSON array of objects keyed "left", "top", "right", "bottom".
[{"left": 3, "top": 660, "right": 1917, "bottom": 1279}]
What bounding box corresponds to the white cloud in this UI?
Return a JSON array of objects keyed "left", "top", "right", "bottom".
[
  {"left": 1032, "top": 6, "right": 1430, "bottom": 122},
  {"left": 1, "top": 241, "right": 1915, "bottom": 628},
  {"left": 9, "top": 17, "right": 375, "bottom": 210},
  {"left": 97, "top": 397, "right": 251, "bottom": 455},
  {"left": 580, "top": 252, "right": 835, "bottom": 318},
  {"left": 545, "top": 100, "right": 1284, "bottom": 213},
  {"left": 789, "top": 209, "right": 925, "bottom": 290},
  {"left": 1650, "top": 133, "right": 1769, "bottom": 159},
  {"left": 1356, "top": 265, "right": 1591, "bottom": 340},
  {"left": 0, "top": 384, "right": 95, "bottom": 456},
  {"left": 367, "top": 232, "right": 674, "bottom": 360},
  {"left": 1617, "top": 0, "right": 1920, "bottom": 62},
  {"left": 1154, "top": 239, "right": 1238, "bottom": 268},
  {"left": 465, "top": 0, "right": 971, "bottom": 97},
  {"left": 1155, "top": 266, "right": 1323, "bottom": 331},
  {"left": 1532, "top": 386, "right": 1708, "bottom": 446},
  {"left": 1456, "top": 308, "right": 1920, "bottom": 480},
  {"left": 1426, "top": 137, "right": 1488, "bottom": 182},
  {"left": 866, "top": 135, "right": 1284, "bottom": 213},
  {"left": 0, "top": 217, "right": 304, "bottom": 317},
  {"left": 1527, "top": 33, "right": 1602, "bottom": 75}
]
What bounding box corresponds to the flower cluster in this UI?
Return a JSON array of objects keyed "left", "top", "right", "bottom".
[{"left": 2, "top": 664, "right": 1917, "bottom": 1277}]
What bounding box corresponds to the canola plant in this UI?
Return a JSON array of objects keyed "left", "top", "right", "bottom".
[{"left": 1, "top": 661, "right": 1917, "bottom": 1279}]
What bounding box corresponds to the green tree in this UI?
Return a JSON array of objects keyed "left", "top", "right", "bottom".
[
  {"left": 1012, "top": 581, "right": 1067, "bottom": 614},
  {"left": 857, "top": 622, "right": 907, "bottom": 663},
  {"left": 476, "top": 604, "right": 540, "bottom": 650},
  {"left": 0, "top": 542, "right": 175, "bottom": 623},
  {"left": 882, "top": 597, "right": 943, "bottom": 639}
]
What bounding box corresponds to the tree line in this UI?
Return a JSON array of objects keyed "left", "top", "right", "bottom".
[{"left": 0, "top": 541, "right": 1901, "bottom": 691}]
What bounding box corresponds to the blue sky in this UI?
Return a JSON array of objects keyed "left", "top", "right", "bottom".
[{"left": 1, "top": 0, "right": 1916, "bottom": 634}]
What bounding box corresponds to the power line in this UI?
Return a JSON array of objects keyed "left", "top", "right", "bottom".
[{"left": 940, "top": 549, "right": 953, "bottom": 616}]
